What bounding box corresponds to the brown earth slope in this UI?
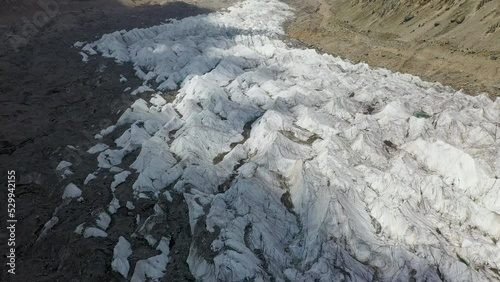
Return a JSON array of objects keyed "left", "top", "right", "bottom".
[{"left": 285, "top": 0, "right": 500, "bottom": 97}]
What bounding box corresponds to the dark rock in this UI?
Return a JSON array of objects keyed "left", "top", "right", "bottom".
[{"left": 404, "top": 14, "right": 415, "bottom": 23}]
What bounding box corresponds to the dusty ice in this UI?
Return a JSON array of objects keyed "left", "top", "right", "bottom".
[
  {"left": 126, "top": 201, "right": 135, "bottom": 210},
  {"left": 100, "top": 125, "right": 116, "bottom": 137},
  {"left": 74, "top": 223, "right": 85, "bottom": 235},
  {"left": 84, "top": 173, "right": 97, "bottom": 185},
  {"left": 74, "top": 41, "right": 84, "bottom": 48},
  {"left": 112, "top": 236, "right": 133, "bottom": 278},
  {"left": 96, "top": 212, "right": 112, "bottom": 230},
  {"left": 82, "top": 44, "right": 97, "bottom": 55},
  {"left": 108, "top": 197, "right": 121, "bottom": 214},
  {"left": 111, "top": 171, "right": 131, "bottom": 191},
  {"left": 110, "top": 166, "right": 124, "bottom": 173},
  {"left": 87, "top": 143, "right": 109, "bottom": 154},
  {"left": 56, "top": 160, "right": 73, "bottom": 178},
  {"left": 62, "top": 183, "right": 82, "bottom": 199},
  {"left": 131, "top": 236, "right": 170, "bottom": 281},
  {"left": 37, "top": 216, "right": 59, "bottom": 242},
  {"left": 79, "top": 52, "right": 89, "bottom": 63},
  {"left": 56, "top": 160, "right": 72, "bottom": 171},
  {"left": 77, "top": 0, "right": 500, "bottom": 280}
]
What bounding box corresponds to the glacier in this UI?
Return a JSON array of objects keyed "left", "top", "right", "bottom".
[{"left": 72, "top": 0, "right": 500, "bottom": 281}]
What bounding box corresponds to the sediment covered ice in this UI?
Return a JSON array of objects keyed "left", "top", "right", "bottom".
[
  {"left": 131, "top": 236, "right": 170, "bottom": 281},
  {"left": 83, "top": 227, "right": 108, "bottom": 238},
  {"left": 84, "top": 173, "right": 97, "bottom": 185},
  {"left": 78, "top": 0, "right": 500, "bottom": 280}
]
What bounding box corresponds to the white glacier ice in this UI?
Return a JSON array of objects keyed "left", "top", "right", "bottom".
[
  {"left": 79, "top": 52, "right": 89, "bottom": 63},
  {"left": 96, "top": 211, "right": 112, "bottom": 230},
  {"left": 112, "top": 236, "right": 133, "bottom": 278},
  {"left": 82, "top": 44, "right": 97, "bottom": 55},
  {"left": 77, "top": 0, "right": 500, "bottom": 280},
  {"left": 108, "top": 197, "right": 121, "bottom": 214},
  {"left": 111, "top": 171, "right": 131, "bottom": 191},
  {"left": 126, "top": 201, "right": 135, "bottom": 210},
  {"left": 87, "top": 143, "right": 109, "bottom": 154},
  {"left": 56, "top": 160, "right": 74, "bottom": 178},
  {"left": 131, "top": 236, "right": 171, "bottom": 281},
  {"left": 56, "top": 160, "right": 72, "bottom": 171},
  {"left": 84, "top": 173, "right": 97, "bottom": 185},
  {"left": 74, "top": 223, "right": 85, "bottom": 235}
]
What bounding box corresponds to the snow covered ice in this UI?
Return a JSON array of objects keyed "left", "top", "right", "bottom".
[
  {"left": 112, "top": 236, "right": 133, "bottom": 278},
  {"left": 75, "top": 0, "right": 500, "bottom": 280}
]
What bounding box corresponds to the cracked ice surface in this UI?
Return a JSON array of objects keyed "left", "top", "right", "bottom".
[{"left": 83, "top": 0, "right": 500, "bottom": 280}]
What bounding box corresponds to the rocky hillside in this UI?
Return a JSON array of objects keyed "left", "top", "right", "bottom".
[
  {"left": 328, "top": 0, "right": 499, "bottom": 50},
  {"left": 286, "top": 0, "right": 500, "bottom": 96}
]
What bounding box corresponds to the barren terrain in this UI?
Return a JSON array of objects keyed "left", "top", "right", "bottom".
[
  {"left": 0, "top": 1, "right": 235, "bottom": 281},
  {"left": 285, "top": 0, "right": 500, "bottom": 97}
]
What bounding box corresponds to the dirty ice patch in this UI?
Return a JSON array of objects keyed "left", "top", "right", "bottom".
[
  {"left": 96, "top": 212, "right": 112, "bottom": 230},
  {"left": 131, "top": 237, "right": 170, "bottom": 281},
  {"left": 62, "top": 183, "right": 82, "bottom": 199},
  {"left": 112, "top": 236, "right": 133, "bottom": 278},
  {"left": 77, "top": 0, "right": 500, "bottom": 281},
  {"left": 83, "top": 227, "right": 108, "bottom": 238},
  {"left": 56, "top": 160, "right": 73, "bottom": 178},
  {"left": 84, "top": 173, "right": 97, "bottom": 185},
  {"left": 56, "top": 160, "right": 72, "bottom": 171},
  {"left": 87, "top": 143, "right": 109, "bottom": 154},
  {"left": 111, "top": 171, "right": 131, "bottom": 191},
  {"left": 85, "top": 0, "right": 293, "bottom": 92}
]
